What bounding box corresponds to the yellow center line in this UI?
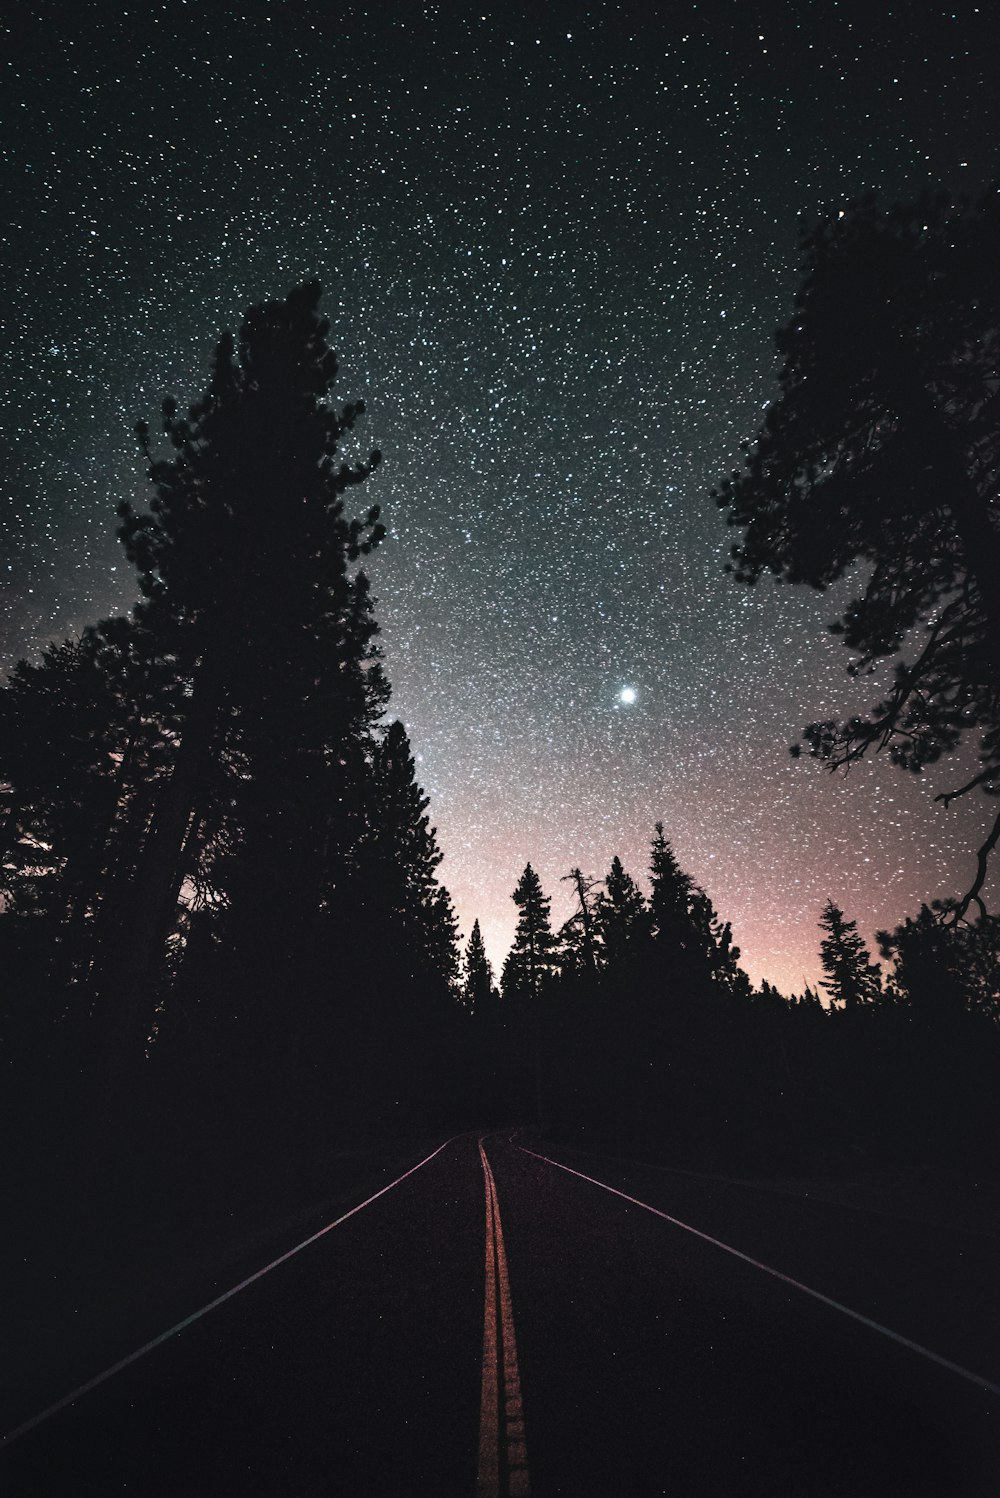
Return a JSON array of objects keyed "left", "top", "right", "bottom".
[
  {"left": 477, "top": 1138, "right": 531, "bottom": 1498},
  {"left": 477, "top": 1142, "right": 500, "bottom": 1496}
]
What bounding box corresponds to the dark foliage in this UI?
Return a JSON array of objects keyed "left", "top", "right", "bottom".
[
  {"left": 0, "top": 285, "right": 465, "bottom": 1211},
  {"left": 714, "top": 189, "right": 1000, "bottom": 918},
  {"left": 818, "top": 900, "right": 882, "bottom": 1009},
  {"left": 463, "top": 828, "right": 1000, "bottom": 1177},
  {"left": 106, "top": 280, "right": 389, "bottom": 1059},
  {"left": 593, "top": 855, "right": 649, "bottom": 971},
  {"left": 462, "top": 919, "right": 495, "bottom": 1013},
  {"left": 502, "top": 863, "right": 557, "bottom": 1003}
]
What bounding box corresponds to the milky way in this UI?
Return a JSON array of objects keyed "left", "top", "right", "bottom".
[{"left": 3, "top": 1, "right": 998, "bottom": 990}]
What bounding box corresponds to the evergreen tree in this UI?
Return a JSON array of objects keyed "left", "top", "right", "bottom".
[
  {"left": 793, "top": 984, "right": 825, "bottom": 1009},
  {"left": 104, "top": 281, "right": 384, "bottom": 1056},
  {"left": 648, "top": 822, "right": 697, "bottom": 959},
  {"left": 0, "top": 634, "right": 125, "bottom": 925},
  {"left": 503, "top": 863, "right": 555, "bottom": 1002},
  {"left": 878, "top": 903, "right": 1000, "bottom": 1021},
  {"left": 594, "top": 855, "right": 648, "bottom": 969},
  {"left": 689, "top": 889, "right": 749, "bottom": 999},
  {"left": 559, "top": 867, "right": 599, "bottom": 978},
  {"left": 818, "top": 901, "right": 882, "bottom": 1009},
  {"left": 713, "top": 191, "right": 1000, "bottom": 916},
  {"left": 359, "top": 719, "right": 459, "bottom": 995},
  {"left": 0, "top": 615, "right": 182, "bottom": 1003},
  {"left": 462, "top": 919, "right": 495, "bottom": 1012},
  {"left": 757, "top": 980, "right": 785, "bottom": 1007}
]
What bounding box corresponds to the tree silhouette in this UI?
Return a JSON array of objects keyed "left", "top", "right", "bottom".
[
  {"left": 646, "top": 822, "right": 744, "bottom": 1014},
  {"left": 714, "top": 191, "right": 1000, "bottom": 917},
  {"left": 818, "top": 900, "right": 882, "bottom": 1009},
  {"left": 593, "top": 855, "right": 648, "bottom": 970},
  {"left": 462, "top": 919, "right": 495, "bottom": 1012},
  {"left": 690, "top": 888, "right": 749, "bottom": 999},
  {"left": 358, "top": 718, "right": 459, "bottom": 996},
  {"left": 503, "top": 863, "right": 555, "bottom": 1002},
  {"left": 0, "top": 635, "right": 124, "bottom": 926},
  {"left": 0, "top": 616, "right": 183, "bottom": 1010},
  {"left": 104, "top": 281, "right": 384, "bottom": 1059},
  {"left": 558, "top": 867, "right": 599, "bottom": 979},
  {"left": 878, "top": 903, "right": 1000, "bottom": 1021},
  {"left": 643, "top": 826, "right": 691, "bottom": 940}
]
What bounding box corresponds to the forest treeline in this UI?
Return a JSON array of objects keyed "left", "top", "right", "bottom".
[
  {"left": 3, "top": 188, "right": 1000, "bottom": 1190},
  {"left": 466, "top": 842, "right": 1000, "bottom": 1173}
]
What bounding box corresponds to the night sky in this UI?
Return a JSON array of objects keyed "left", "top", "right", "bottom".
[{"left": 4, "top": 1, "right": 999, "bottom": 991}]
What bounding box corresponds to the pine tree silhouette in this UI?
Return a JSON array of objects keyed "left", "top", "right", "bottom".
[
  {"left": 104, "top": 282, "right": 384, "bottom": 1061},
  {"left": 359, "top": 719, "right": 459, "bottom": 996},
  {"left": 714, "top": 190, "right": 1000, "bottom": 915},
  {"left": 593, "top": 855, "right": 648, "bottom": 970},
  {"left": 462, "top": 919, "right": 495, "bottom": 1012},
  {"left": 503, "top": 863, "right": 555, "bottom": 1003},
  {"left": 0, "top": 616, "right": 182, "bottom": 1011},
  {"left": 818, "top": 900, "right": 882, "bottom": 1009},
  {"left": 878, "top": 903, "right": 1000, "bottom": 1021},
  {"left": 648, "top": 822, "right": 698, "bottom": 965},
  {"left": 558, "top": 867, "right": 599, "bottom": 978}
]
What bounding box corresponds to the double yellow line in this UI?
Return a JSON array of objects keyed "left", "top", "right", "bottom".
[{"left": 476, "top": 1139, "right": 531, "bottom": 1498}]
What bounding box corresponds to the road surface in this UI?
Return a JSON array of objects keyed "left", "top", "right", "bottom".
[{"left": 3, "top": 1132, "right": 998, "bottom": 1494}]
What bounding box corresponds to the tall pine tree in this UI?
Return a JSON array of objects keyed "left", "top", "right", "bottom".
[
  {"left": 818, "top": 901, "right": 882, "bottom": 1009},
  {"left": 503, "top": 864, "right": 555, "bottom": 1002},
  {"left": 462, "top": 919, "right": 495, "bottom": 1012},
  {"left": 357, "top": 719, "right": 459, "bottom": 997},
  {"left": 594, "top": 855, "right": 648, "bottom": 970},
  {"left": 648, "top": 823, "right": 697, "bottom": 962},
  {"left": 104, "top": 282, "right": 384, "bottom": 1059}
]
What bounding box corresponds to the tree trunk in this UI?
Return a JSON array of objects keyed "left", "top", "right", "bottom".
[
  {"left": 570, "top": 868, "right": 597, "bottom": 977},
  {"left": 102, "top": 646, "right": 226, "bottom": 1072}
]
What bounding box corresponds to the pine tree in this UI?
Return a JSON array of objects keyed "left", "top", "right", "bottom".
[
  {"left": 354, "top": 719, "right": 458, "bottom": 995},
  {"left": 503, "top": 864, "right": 555, "bottom": 1002},
  {"left": 690, "top": 889, "right": 748, "bottom": 999},
  {"left": 559, "top": 867, "right": 599, "bottom": 978},
  {"left": 757, "top": 980, "right": 784, "bottom": 1007},
  {"left": 818, "top": 901, "right": 882, "bottom": 1009},
  {"left": 795, "top": 984, "right": 824, "bottom": 1009},
  {"left": 593, "top": 855, "right": 648, "bottom": 969},
  {"left": 462, "top": 919, "right": 495, "bottom": 1012},
  {"left": 104, "top": 282, "right": 384, "bottom": 1057},
  {"left": 878, "top": 904, "right": 1000, "bottom": 1021},
  {"left": 0, "top": 635, "right": 124, "bottom": 925},
  {"left": 648, "top": 822, "right": 696, "bottom": 958},
  {"left": 714, "top": 191, "right": 1000, "bottom": 915},
  {"left": 0, "top": 616, "right": 181, "bottom": 1001}
]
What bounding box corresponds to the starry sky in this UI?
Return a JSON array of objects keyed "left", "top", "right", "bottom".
[{"left": 3, "top": 0, "right": 999, "bottom": 992}]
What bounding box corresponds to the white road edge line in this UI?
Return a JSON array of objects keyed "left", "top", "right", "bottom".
[
  {"left": 2, "top": 1135, "right": 460, "bottom": 1449},
  {"left": 520, "top": 1145, "right": 1000, "bottom": 1399}
]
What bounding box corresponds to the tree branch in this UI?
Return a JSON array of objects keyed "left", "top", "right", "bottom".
[
  {"left": 935, "top": 765, "right": 1000, "bottom": 808},
  {"left": 950, "top": 805, "right": 1000, "bottom": 924}
]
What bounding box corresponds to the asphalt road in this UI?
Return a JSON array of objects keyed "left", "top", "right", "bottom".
[{"left": 3, "top": 1132, "right": 998, "bottom": 1495}]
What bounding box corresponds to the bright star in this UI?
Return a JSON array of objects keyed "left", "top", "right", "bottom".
[{"left": 619, "top": 686, "right": 637, "bottom": 705}]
